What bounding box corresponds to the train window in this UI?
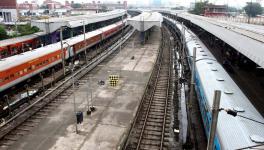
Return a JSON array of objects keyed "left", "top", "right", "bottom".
[
  {"left": 20, "top": 71, "right": 23, "bottom": 75},
  {"left": 28, "top": 67, "right": 32, "bottom": 71},
  {"left": 15, "top": 72, "right": 19, "bottom": 77},
  {"left": 0, "top": 78, "right": 3, "bottom": 82},
  {"left": 24, "top": 68, "right": 27, "bottom": 73},
  {"left": 10, "top": 74, "right": 14, "bottom": 78},
  {"left": 57, "top": 55, "right": 60, "bottom": 59},
  {"left": 4, "top": 76, "right": 9, "bottom": 81},
  {"left": 32, "top": 65, "right": 35, "bottom": 70}
]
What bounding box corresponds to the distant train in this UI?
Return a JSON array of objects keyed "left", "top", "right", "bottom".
[
  {"left": 165, "top": 17, "right": 264, "bottom": 149},
  {"left": 0, "top": 16, "right": 125, "bottom": 59},
  {"left": 0, "top": 21, "right": 126, "bottom": 93},
  {"left": 0, "top": 32, "right": 46, "bottom": 58}
]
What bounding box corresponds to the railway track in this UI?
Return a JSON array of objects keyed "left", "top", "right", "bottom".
[
  {"left": 123, "top": 27, "right": 174, "bottom": 150},
  {"left": 0, "top": 28, "right": 135, "bottom": 149}
]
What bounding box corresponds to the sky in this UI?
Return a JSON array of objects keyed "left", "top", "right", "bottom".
[{"left": 16, "top": 0, "right": 264, "bottom": 8}]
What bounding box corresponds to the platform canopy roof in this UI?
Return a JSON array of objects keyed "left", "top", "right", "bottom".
[
  {"left": 127, "top": 11, "right": 163, "bottom": 32},
  {"left": 31, "top": 9, "right": 126, "bottom": 33},
  {"left": 176, "top": 13, "right": 264, "bottom": 69}
]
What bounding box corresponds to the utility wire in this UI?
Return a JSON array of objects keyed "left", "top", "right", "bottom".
[
  {"left": 237, "top": 114, "right": 264, "bottom": 125},
  {"left": 220, "top": 108, "right": 264, "bottom": 125}
]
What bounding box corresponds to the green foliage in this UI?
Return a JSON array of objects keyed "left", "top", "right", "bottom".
[
  {"left": 228, "top": 6, "right": 238, "bottom": 12},
  {"left": 172, "top": 6, "right": 185, "bottom": 10},
  {"left": 40, "top": 5, "right": 48, "bottom": 9},
  {"left": 244, "top": 2, "right": 263, "bottom": 17},
  {"left": 101, "top": 5, "right": 108, "bottom": 11},
  {"left": 17, "top": 24, "right": 40, "bottom": 36},
  {"left": 0, "top": 25, "right": 8, "bottom": 40},
  {"left": 189, "top": 1, "right": 208, "bottom": 15},
  {"left": 71, "top": 3, "right": 82, "bottom": 8}
]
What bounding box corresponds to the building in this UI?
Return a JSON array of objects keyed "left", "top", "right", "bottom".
[
  {"left": 204, "top": 4, "right": 228, "bottom": 16},
  {"left": 18, "top": 1, "right": 38, "bottom": 10},
  {"left": 83, "top": 1, "right": 127, "bottom": 11},
  {"left": 0, "top": 0, "right": 18, "bottom": 22},
  {"left": 43, "top": 0, "right": 63, "bottom": 10}
]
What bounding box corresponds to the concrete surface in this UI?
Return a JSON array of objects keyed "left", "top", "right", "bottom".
[{"left": 8, "top": 28, "right": 161, "bottom": 150}]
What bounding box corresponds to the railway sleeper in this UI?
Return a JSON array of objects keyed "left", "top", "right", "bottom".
[
  {"left": 140, "top": 138, "right": 161, "bottom": 146},
  {"left": 149, "top": 104, "right": 166, "bottom": 108},
  {"left": 147, "top": 112, "right": 165, "bottom": 117},
  {"left": 3, "top": 135, "right": 18, "bottom": 141},
  {"left": 156, "top": 83, "right": 168, "bottom": 87},
  {"left": 143, "top": 130, "right": 163, "bottom": 137},
  {"left": 145, "top": 118, "right": 164, "bottom": 124},
  {"left": 147, "top": 109, "right": 166, "bottom": 113},
  {"left": 21, "top": 123, "right": 35, "bottom": 128},
  {"left": 145, "top": 123, "right": 163, "bottom": 128},
  {"left": 148, "top": 101, "right": 165, "bottom": 105},
  {"left": 149, "top": 105, "right": 166, "bottom": 110},
  {"left": 147, "top": 115, "right": 165, "bottom": 119},
  {"left": 152, "top": 96, "right": 166, "bottom": 100},
  {"left": 15, "top": 127, "right": 30, "bottom": 132},
  {"left": 142, "top": 133, "right": 161, "bottom": 141},
  {"left": 0, "top": 140, "right": 14, "bottom": 146}
]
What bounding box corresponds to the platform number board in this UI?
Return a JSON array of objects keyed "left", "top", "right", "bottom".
[{"left": 109, "top": 75, "right": 119, "bottom": 87}]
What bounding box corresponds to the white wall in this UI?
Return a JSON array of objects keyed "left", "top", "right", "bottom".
[{"left": 0, "top": 9, "right": 18, "bottom": 22}]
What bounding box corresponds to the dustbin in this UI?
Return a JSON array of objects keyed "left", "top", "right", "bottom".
[{"left": 76, "top": 111, "right": 83, "bottom": 124}]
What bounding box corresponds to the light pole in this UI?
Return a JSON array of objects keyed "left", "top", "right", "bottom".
[
  {"left": 60, "top": 26, "right": 66, "bottom": 76},
  {"left": 207, "top": 90, "right": 221, "bottom": 150},
  {"left": 118, "top": 15, "right": 124, "bottom": 77},
  {"left": 71, "top": 65, "right": 78, "bottom": 133},
  {"left": 184, "top": 47, "right": 196, "bottom": 146},
  {"left": 63, "top": 41, "right": 70, "bottom": 73},
  {"left": 248, "top": 0, "right": 253, "bottom": 24},
  {"left": 82, "top": 20, "right": 88, "bottom": 64},
  {"left": 4, "top": 95, "right": 11, "bottom": 116}
]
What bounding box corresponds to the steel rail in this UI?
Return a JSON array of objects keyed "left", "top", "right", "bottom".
[
  {"left": 0, "top": 29, "right": 135, "bottom": 139},
  {"left": 135, "top": 49, "right": 164, "bottom": 150},
  {"left": 135, "top": 28, "right": 171, "bottom": 150},
  {"left": 160, "top": 36, "right": 171, "bottom": 150}
]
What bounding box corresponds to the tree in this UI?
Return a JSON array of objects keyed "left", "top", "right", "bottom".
[
  {"left": 0, "top": 25, "right": 8, "bottom": 40},
  {"left": 228, "top": 6, "right": 238, "bottom": 12},
  {"left": 101, "top": 5, "right": 108, "bottom": 12},
  {"left": 244, "top": 2, "right": 263, "bottom": 17},
  {"left": 40, "top": 5, "right": 48, "bottom": 9},
  {"left": 189, "top": 1, "right": 208, "bottom": 15},
  {"left": 172, "top": 6, "right": 185, "bottom": 10},
  {"left": 18, "top": 24, "right": 40, "bottom": 36},
  {"left": 71, "top": 3, "right": 82, "bottom": 8}
]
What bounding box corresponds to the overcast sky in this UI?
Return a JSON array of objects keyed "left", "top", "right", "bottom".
[{"left": 17, "top": 0, "right": 264, "bottom": 8}]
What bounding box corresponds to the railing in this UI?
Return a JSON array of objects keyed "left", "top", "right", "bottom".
[{"left": 208, "top": 15, "right": 264, "bottom": 25}]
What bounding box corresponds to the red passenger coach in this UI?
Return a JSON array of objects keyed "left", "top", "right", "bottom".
[
  {"left": 0, "top": 32, "right": 45, "bottom": 58},
  {"left": 0, "top": 21, "right": 127, "bottom": 92}
]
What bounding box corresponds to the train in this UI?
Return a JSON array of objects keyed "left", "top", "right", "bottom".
[
  {"left": 0, "top": 16, "right": 126, "bottom": 59},
  {"left": 0, "top": 20, "right": 127, "bottom": 93},
  {"left": 164, "top": 17, "right": 264, "bottom": 149},
  {"left": 0, "top": 32, "right": 46, "bottom": 59}
]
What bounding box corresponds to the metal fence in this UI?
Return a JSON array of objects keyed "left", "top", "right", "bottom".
[{"left": 208, "top": 16, "right": 264, "bottom": 25}]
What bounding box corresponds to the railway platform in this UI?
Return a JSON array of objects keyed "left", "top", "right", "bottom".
[{"left": 7, "top": 28, "right": 161, "bottom": 150}]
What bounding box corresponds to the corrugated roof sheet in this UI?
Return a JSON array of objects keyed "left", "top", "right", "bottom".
[
  {"left": 177, "top": 13, "right": 264, "bottom": 69},
  {"left": 127, "top": 11, "right": 163, "bottom": 31}
]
